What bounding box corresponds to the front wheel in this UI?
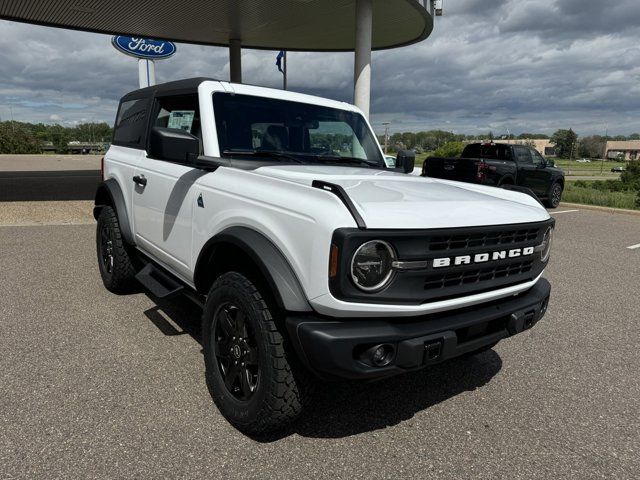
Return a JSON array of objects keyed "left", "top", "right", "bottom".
[
  {"left": 544, "top": 182, "right": 563, "bottom": 208},
  {"left": 202, "top": 272, "right": 310, "bottom": 435}
]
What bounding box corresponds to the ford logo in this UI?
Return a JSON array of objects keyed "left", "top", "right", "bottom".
[{"left": 111, "top": 36, "right": 176, "bottom": 60}]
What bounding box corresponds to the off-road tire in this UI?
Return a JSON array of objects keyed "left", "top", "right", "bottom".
[
  {"left": 544, "top": 182, "right": 563, "bottom": 208},
  {"left": 203, "top": 272, "right": 311, "bottom": 435},
  {"left": 96, "top": 206, "right": 136, "bottom": 293}
]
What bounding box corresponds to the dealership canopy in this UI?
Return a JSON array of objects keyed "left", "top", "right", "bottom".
[{"left": 0, "top": 0, "right": 435, "bottom": 117}]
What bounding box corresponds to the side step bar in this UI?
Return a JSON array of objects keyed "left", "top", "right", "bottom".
[{"left": 135, "top": 263, "right": 184, "bottom": 299}]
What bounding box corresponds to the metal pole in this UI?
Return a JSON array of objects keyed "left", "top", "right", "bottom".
[
  {"left": 354, "top": 0, "right": 372, "bottom": 118},
  {"left": 600, "top": 124, "right": 608, "bottom": 174},
  {"left": 382, "top": 122, "right": 390, "bottom": 154},
  {"left": 138, "top": 59, "right": 155, "bottom": 88},
  {"left": 229, "top": 39, "right": 242, "bottom": 83},
  {"left": 283, "top": 50, "right": 287, "bottom": 90}
]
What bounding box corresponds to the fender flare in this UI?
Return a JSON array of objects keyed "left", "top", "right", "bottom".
[
  {"left": 93, "top": 178, "right": 135, "bottom": 245},
  {"left": 194, "top": 226, "right": 312, "bottom": 313}
]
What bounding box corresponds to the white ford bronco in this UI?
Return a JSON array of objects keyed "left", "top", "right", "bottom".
[{"left": 95, "top": 78, "right": 554, "bottom": 434}]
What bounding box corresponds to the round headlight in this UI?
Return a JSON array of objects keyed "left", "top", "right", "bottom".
[
  {"left": 350, "top": 240, "right": 396, "bottom": 292},
  {"left": 540, "top": 227, "right": 553, "bottom": 262}
]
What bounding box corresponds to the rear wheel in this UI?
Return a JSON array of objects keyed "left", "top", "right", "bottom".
[
  {"left": 96, "top": 206, "right": 136, "bottom": 292},
  {"left": 203, "top": 272, "right": 310, "bottom": 435},
  {"left": 544, "top": 182, "right": 563, "bottom": 208}
]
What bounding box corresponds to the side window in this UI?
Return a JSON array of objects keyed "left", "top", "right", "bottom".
[
  {"left": 151, "top": 94, "right": 201, "bottom": 152},
  {"left": 515, "top": 146, "right": 532, "bottom": 164},
  {"left": 531, "top": 149, "right": 545, "bottom": 166},
  {"left": 113, "top": 98, "right": 150, "bottom": 148}
]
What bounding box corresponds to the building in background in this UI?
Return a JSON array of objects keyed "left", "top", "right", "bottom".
[{"left": 604, "top": 140, "right": 640, "bottom": 161}]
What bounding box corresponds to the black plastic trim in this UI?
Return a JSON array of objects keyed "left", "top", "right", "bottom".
[
  {"left": 93, "top": 178, "right": 135, "bottom": 245},
  {"left": 193, "top": 227, "right": 312, "bottom": 312},
  {"left": 312, "top": 180, "right": 366, "bottom": 229},
  {"left": 286, "top": 278, "right": 551, "bottom": 381}
]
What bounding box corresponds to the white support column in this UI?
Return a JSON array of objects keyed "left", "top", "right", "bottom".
[
  {"left": 229, "top": 39, "right": 242, "bottom": 83},
  {"left": 354, "top": 0, "right": 373, "bottom": 118},
  {"left": 138, "top": 59, "right": 156, "bottom": 88}
]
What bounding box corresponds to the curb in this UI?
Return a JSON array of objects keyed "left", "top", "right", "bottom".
[{"left": 559, "top": 202, "right": 640, "bottom": 216}]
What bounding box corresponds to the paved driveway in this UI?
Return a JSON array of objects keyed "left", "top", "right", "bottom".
[{"left": 1, "top": 206, "right": 638, "bottom": 479}]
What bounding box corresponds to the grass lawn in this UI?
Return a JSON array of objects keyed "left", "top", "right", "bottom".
[{"left": 563, "top": 180, "right": 639, "bottom": 210}]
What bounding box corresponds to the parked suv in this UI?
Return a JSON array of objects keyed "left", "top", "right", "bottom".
[
  {"left": 422, "top": 143, "right": 565, "bottom": 208},
  {"left": 95, "top": 78, "right": 554, "bottom": 434}
]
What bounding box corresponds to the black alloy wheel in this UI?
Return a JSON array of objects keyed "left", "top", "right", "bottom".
[
  {"left": 99, "top": 224, "right": 115, "bottom": 275},
  {"left": 547, "top": 182, "right": 563, "bottom": 208},
  {"left": 213, "top": 303, "right": 260, "bottom": 401}
]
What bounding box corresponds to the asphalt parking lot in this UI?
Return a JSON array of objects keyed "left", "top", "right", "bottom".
[{"left": 1, "top": 194, "right": 639, "bottom": 478}]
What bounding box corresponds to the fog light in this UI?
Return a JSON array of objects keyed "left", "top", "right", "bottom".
[{"left": 363, "top": 344, "right": 395, "bottom": 367}]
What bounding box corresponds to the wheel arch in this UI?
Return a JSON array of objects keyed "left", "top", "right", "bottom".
[
  {"left": 193, "top": 227, "right": 312, "bottom": 313},
  {"left": 93, "top": 178, "right": 135, "bottom": 246},
  {"left": 498, "top": 175, "right": 515, "bottom": 186}
]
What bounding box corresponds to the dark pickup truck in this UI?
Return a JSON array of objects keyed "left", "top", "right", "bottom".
[{"left": 422, "top": 143, "right": 565, "bottom": 208}]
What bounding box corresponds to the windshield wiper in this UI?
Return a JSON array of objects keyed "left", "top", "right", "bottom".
[
  {"left": 313, "top": 154, "right": 380, "bottom": 168},
  {"left": 222, "top": 149, "right": 306, "bottom": 164}
]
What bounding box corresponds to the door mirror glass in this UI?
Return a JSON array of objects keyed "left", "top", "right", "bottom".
[
  {"left": 396, "top": 150, "right": 416, "bottom": 174},
  {"left": 148, "top": 126, "right": 199, "bottom": 164}
]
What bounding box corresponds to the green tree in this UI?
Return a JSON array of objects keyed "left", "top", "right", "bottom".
[
  {"left": 550, "top": 128, "right": 578, "bottom": 158},
  {"left": 578, "top": 135, "right": 606, "bottom": 158},
  {"left": 433, "top": 141, "right": 466, "bottom": 158},
  {"left": 0, "top": 122, "right": 40, "bottom": 154}
]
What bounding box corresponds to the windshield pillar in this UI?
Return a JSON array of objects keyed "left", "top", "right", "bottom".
[
  {"left": 354, "top": 0, "right": 372, "bottom": 119},
  {"left": 229, "top": 39, "right": 242, "bottom": 83}
]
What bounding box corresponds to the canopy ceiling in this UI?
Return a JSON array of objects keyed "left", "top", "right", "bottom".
[{"left": 0, "top": 0, "right": 433, "bottom": 51}]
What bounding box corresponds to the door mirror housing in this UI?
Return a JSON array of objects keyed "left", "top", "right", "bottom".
[
  {"left": 395, "top": 150, "right": 416, "bottom": 174},
  {"left": 546, "top": 158, "right": 555, "bottom": 167},
  {"left": 148, "top": 126, "right": 200, "bottom": 164}
]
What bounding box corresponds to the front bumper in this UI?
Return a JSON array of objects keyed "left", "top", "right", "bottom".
[{"left": 286, "top": 278, "right": 550, "bottom": 381}]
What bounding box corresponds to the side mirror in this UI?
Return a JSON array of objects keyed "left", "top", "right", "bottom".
[
  {"left": 149, "top": 126, "right": 199, "bottom": 163},
  {"left": 546, "top": 158, "right": 555, "bottom": 167},
  {"left": 395, "top": 149, "right": 416, "bottom": 174}
]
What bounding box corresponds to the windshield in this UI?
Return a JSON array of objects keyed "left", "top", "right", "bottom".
[{"left": 212, "top": 92, "right": 384, "bottom": 167}]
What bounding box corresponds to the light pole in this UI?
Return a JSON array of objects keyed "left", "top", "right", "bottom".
[
  {"left": 382, "top": 122, "right": 390, "bottom": 154},
  {"left": 600, "top": 124, "right": 608, "bottom": 175}
]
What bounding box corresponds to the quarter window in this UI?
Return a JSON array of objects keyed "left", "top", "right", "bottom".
[{"left": 113, "top": 98, "right": 150, "bottom": 148}]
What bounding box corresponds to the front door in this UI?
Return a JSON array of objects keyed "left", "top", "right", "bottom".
[
  {"left": 515, "top": 146, "right": 547, "bottom": 196},
  {"left": 132, "top": 94, "right": 204, "bottom": 279}
]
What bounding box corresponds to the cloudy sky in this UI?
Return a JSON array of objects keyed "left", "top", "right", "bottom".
[{"left": 1, "top": 0, "right": 639, "bottom": 136}]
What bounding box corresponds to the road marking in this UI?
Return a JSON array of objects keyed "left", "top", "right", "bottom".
[
  {"left": 550, "top": 209, "right": 580, "bottom": 215},
  {"left": 627, "top": 243, "right": 640, "bottom": 250}
]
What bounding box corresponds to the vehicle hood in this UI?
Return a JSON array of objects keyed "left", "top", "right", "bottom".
[{"left": 253, "top": 165, "right": 550, "bottom": 229}]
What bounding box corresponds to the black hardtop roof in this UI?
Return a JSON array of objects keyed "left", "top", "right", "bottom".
[{"left": 121, "top": 77, "right": 218, "bottom": 101}]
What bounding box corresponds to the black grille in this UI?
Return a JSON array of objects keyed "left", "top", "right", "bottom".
[
  {"left": 329, "top": 219, "right": 554, "bottom": 306},
  {"left": 424, "top": 260, "right": 534, "bottom": 291},
  {"left": 429, "top": 228, "right": 540, "bottom": 251}
]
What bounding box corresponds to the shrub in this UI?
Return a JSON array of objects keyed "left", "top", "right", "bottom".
[{"left": 433, "top": 141, "right": 466, "bottom": 158}]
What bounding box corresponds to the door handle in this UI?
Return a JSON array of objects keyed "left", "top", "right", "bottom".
[{"left": 133, "top": 175, "right": 147, "bottom": 187}]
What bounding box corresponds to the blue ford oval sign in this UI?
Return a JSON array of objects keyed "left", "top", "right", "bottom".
[{"left": 111, "top": 36, "right": 176, "bottom": 60}]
